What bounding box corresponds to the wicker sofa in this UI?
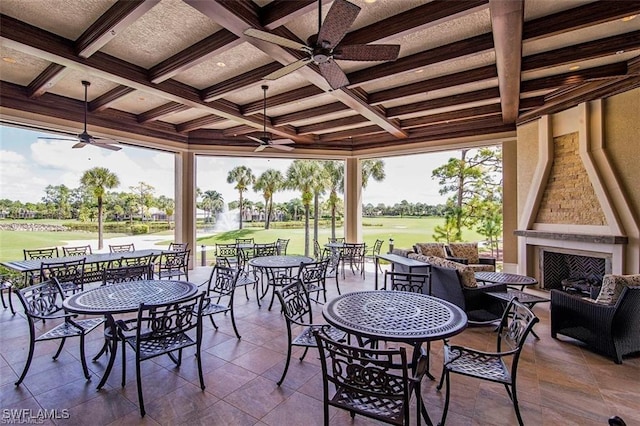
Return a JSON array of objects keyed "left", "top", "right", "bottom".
[
  {"left": 412, "top": 242, "right": 496, "bottom": 272},
  {"left": 551, "top": 274, "right": 640, "bottom": 364}
]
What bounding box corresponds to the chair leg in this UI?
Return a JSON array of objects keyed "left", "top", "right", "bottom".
[
  {"left": 196, "top": 344, "right": 205, "bottom": 391},
  {"left": 436, "top": 364, "right": 446, "bottom": 390},
  {"left": 209, "top": 316, "right": 219, "bottom": 329},
  {"left": 79, "top": 334, "right": 91, "bottom": 380},
  {"left": 230, "top": 310, "right": 241, "bottom": 339},
  {"left": 509, "top": 384, "right": 525, "bottom": 426},
  {"left": 438, "top": 371, "right": 451, "bottom": 426},
  {"left": 244, "top": 284, "right": 249, "bottom": 300},
  {"left": 121, "top": 338, "right": 127, "bottom": 388},
  {"left": 135, "top": 356, "right": 145, "bottom": 417},
  {"left": 277, "top": 337, "right": 293, "bottom": 386},
  {"left": 15, "top": 338, "right": 36, "bottom": 385},
  {"left": 335, "top": 275, "right": 341, "bottom": 295},
  {"left": 299, "top": 346, "right": 310, "bottom": 361},
  {"left": 53, "top": 337, "right": 66, "bottom": 360}
]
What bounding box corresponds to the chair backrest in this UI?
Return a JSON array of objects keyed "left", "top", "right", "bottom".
[
  {"left": 298, "top": 259, "right": 329, "bottom": 288},
  {"left": 236, "top": 238, "right": 254, "bottom": 245},
  {"left": 496, "top": 298, "right": 539, "bottom": 361},
  {"left": 321, "top": 248, "right": 341, "bottom": 271},
  {"left": 16, "top": 278, "right": 65, "bottom": 320},
  {"left": 313, "top": 240, "right": 322, "bottom": 259},
  {"left": 214, "top": 256, "right": 231, "bottom": 268},
  {"left": 118, "top": 254, "right": 154, "bottom": 267},
  {"left": 204, "top": 266, "right": 239, "bottom": 299},
  {"left": 102, "top": 263, "right": 153, "bottom": 285},
  {"left": 328, "top": 237, "right": 345, "bottom": 243},
  {"left": 430, "top": 264, "right": 466, "bottom": 309},
  {"left": 109, "top": 243, "right": 135, "bottom": 253},
  {"left": 216, "top": 243, "right": 237, "bottom": 259},
  {"left": 275, "top": 280, "right": 313, "bottom": 325},
  {"left": 254, "top": 243, "right": 277, "bottom": 257},
  {"left": 40, "top": 258, "right": 85, "bottom": 288},
  {"left": 158, "top": 250, "right": 189, "bottom": 273},
  {"left": 313, "top": 329, "right": 411, "bottom": 424},
  {"left": 342, "top": 242, "right": 366, "bottom": 259},
  {"left": 385, "top": 271, "right": 431, "bottom": 294},
  {"left": 168, "top": 242, "right": 188, "bottom": 251},
  {"left": 24, "top": 247, "right": 59, "bottom": 260},
  {"left": 135, "top": 292, "right": 204, "bottom": 349},
  {"left": 276, "top": 238, "right": 289, "bottom": 255},
  {"left": 62, "top": 245, "right": 92, "bottom": 256},
  {"left": 370, "top": 239, "right": 384, "bottom": 256}
]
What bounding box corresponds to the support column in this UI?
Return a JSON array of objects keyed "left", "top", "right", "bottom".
[
  {"left": 344, "top": 158, "right": 362, "bottom": 242},
  {"left": 175, "top": 152, "right": 197, "bottom": 269},
  {"left": 502, "top": 139, "right": 518, "bottom": 273}
]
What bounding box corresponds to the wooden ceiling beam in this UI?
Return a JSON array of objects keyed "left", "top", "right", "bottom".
[
  {"left": 342, "top": 0, "right": 488, "bottom": 45},
  {"left": 489, "top": 0, "right": 523, "bottom": 124},
  {"left": 26, "top": 64, "right": 67, "bottom": 99},
  {"left": 138, "top": 102, "right": 191, "bottom": 123},
  {"left": 272, "top": 102, "right": 349, "bottom": 126},
  {"left": 176, "top": 114, "right": 226, "bottom": 133},
  {"left": 0, "top": 14, "right": 308, "bottom": 142},
  {"left": 89, "top": 85, "right": 135, "bottom": 112},
  {"left": 298, "top": 115, "right": 366, "bottom": 135},
  {"left": 523, "top": 1, "right": 640, "bottom": 41},
  {"left": 201, "top": 62, "right": 283, "bottom": 102},
  {"left": 260, "top": 0, "right": 327, "bottom": 30},
  {"left": 75, "top": 0, "right": 159, "bottom": 58},
  {"left": 149, "top": 30, "right": 242, "bottom": 84},
  {"left": 186, "top": 0, "right": 407, "bottom": 138},
  {"left": 523, "top": 31, "right": 640, "bottom": 72},
  {"left": 242, "top": 85, "right": 324, "bottom": 115},
  {"left": 318, "top": 125, "right": 383, "bottom": 141},
  {"left": 521, "top": 62, "right": 629, "bottom": 92},
  {"left": 400, "top": 104, "right": 503, "bottom": 129}
]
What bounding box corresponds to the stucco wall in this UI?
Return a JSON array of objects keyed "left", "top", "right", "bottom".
[{"left": 515, "top": 121, "right": 538, "bottom": 222}]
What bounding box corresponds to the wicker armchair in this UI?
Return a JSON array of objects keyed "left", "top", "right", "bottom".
[{"left": 551, "top": 284, "right": 640, "bottom": 364}]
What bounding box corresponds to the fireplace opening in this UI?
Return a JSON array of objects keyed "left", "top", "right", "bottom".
[{"left": 539, "top": 249, "right": 610, "bottom": 291}]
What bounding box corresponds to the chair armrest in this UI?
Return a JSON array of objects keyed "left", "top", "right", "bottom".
[
  {"left": 551, "top": 289, "right": 616, "bottom": 331},
  {"left": 446, "top": 344, "right": 518, "bottom": 362},
  {"left": 478, "top": 257, "right": 496, "bottom": 266},
  {"left": 446, "top": 256, "right": 468, "bottom": 264}
]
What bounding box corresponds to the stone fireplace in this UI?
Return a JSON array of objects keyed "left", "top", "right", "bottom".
[{"left": 539, "top": 247, "right": 609, "bottom": 290}]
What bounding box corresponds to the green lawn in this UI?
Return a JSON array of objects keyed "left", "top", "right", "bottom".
[{"left": 0, "top": 217, "right": 485, "bottom": 262}]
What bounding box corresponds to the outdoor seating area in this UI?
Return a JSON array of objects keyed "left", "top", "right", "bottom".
[{"left": 1, "top": 256, "right": 638, "bottom": 425}]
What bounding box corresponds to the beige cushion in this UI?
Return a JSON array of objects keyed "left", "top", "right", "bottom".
[
  {"left": 424, "top": 255, "right": 477, "bottom": 288},
  {"left": 595, "top": 274, "right": 640, "bottom": 305},
  {"left": 415, "top": 243, "right": 447, "bottom": 258},
  {"left": 448, "top": 242, "right": 479, "bottom": 264}
]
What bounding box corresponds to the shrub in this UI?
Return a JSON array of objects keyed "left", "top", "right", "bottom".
[{"left": 131, "top": 224, "right": 149, "bottom": 235}]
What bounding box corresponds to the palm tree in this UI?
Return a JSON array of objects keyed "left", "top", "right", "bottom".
[
  {"left": 254, "top": 169, "right": 284, "bottom": 229},
  {"left": 80, "top": 167, "right": 120, "bottom": 250},
  {"left": 362, "top": 159, "right": 386, "bottom": 188},
  {"left": 285, "top": 160, "right": 315, "bottom": 256},
  {"left": 201, "top": 190, "right": 224, "bottom": 223},
  {"left": 323, "top": 160, "right": 344, "bottom": 240},
  {"left": 309, "top": 161, "right": 327, "bottom": 244},
  {"left": 226, "top": 166, "right": 255, "bottom": 230}
]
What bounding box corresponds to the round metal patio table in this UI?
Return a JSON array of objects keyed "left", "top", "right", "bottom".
[
  {"left": 475, "top": 271, "right": 538, "bottom": 291},
  {"left": 323, "top": 290, "right": 468, "bottom": 426},
  {"left": 63, "top": 280, "right": 198, "bottom": 389},
  {"left": 249, "top": 255, "right": 313, "bottom": 309}
]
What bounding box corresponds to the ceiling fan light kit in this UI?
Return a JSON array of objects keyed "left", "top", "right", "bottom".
[{"left": 244, "top": 0, "right": 400, "bottom": 90}]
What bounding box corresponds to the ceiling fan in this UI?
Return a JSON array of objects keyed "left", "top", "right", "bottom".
[
  {"left": 244, "top": 0, "right": 400, "bottom": 90},
  {"left": 38, "top": 80, "right": 121, "bottom": 151},
  {"left": 248, "top": 85, "right": 295, "bottom": 152}
]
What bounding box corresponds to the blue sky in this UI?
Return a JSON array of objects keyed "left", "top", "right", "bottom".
[{"left": 1, "top": 124, "right": 453, "bottom": 206}]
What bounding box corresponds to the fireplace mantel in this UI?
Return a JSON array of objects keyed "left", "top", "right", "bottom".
[{"left": 514, "top": 230, "right": 627, "bottom": 245}]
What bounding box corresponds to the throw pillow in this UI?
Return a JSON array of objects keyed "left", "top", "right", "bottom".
[
  {"left": 425, "top": 255, "right": 477, "bottom": 288},
  {"left": 415, "top": 243, "right": 447, "bottom": 258},
  {"left": 448, "top": 242, "right": 479, "bottom": 264},
  {"left": 595, "top": 274, "right": 640, "bottom": 305}
]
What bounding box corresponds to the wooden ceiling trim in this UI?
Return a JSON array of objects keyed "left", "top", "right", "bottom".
[
  {"left": 0, "top": 14, "right": 306, "bottom": 141},
  {"left": 241, "top": 85, "right": 324, "bottom": 115},
  {"left": 341, "top": 0, "right": 489, "bottom": 45},
  {"left": 272, "top": 102, "right": 349, "bottom": 126},
  {"left": 138, "top": 102, "right": 191, "bottom": 123},
  {"left": 628, "top": 55, "right": 640, "bottom": 74},
  {"left": 222, "top": 124, "right": 255, "bottom": 136},
  {"left": 186, "top": 0, "right": 407, "bottom": 139},
  {"left": 387, "top": 87, "right": 500, "bottom": 118},
  {"left": 318, "top": 125, "right": 383, "bottom": 141},
  {"left": 26, "top": 64, "right": 67, "bottom": 99},
  {"left": 149, "top": 30, "right": 241, "bottom": 84},
  {"left": 370, "top": 65, "right": 497, "bottom": 105},
  {"left": 400, "top": 103, "right": 503, "bottom": 129},
  {"left": 519, "top": 75, "right": 640, "bottom": 123},
  {"left": 347, "top": 33, "right": 495, "bottom": 86},
  {"left": 0, "top": 80, "right": 186, "bottom": 143},
  {"left": 75, "top": 0, "right": 160, "bottom": 59},
  {"left": 176, "top": 114, "right": 226, "bottom": 133},
  {"left": 522, "top": 31, "right": 640, "bottom": 72},
  {"left": 89, "top": 85, "right": 135, "bottom": 112},
  {"left": 489, "top": 0, "right": 523, "bottom": 124},
  {"left": 523, "top": 1, "right": 640, "bottom": 42},
  {"left": 201, "top": 62, "right": 283, "bottom": 102},
  {"left": 521, "top": 62, "right": 629, "bottom": 92},
  {"left": 297, "top": 115, "right": 366, "bottom": 135}
]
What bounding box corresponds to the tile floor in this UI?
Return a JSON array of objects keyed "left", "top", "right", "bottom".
[{"left": 1, "top": 264, "right": 638, "bottom": 425}]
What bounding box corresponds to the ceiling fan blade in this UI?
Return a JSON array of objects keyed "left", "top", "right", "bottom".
[
  {"left": 92, "top": 142, "right": 122, "bottom": 151},
  {"left": 72, "top": 142, "right": 87, "bottom": 149},
  {"left": 244, "top": 28, "right": 308, "bottom": 51},
  {"left": 38, "top": 137, "right": 76, "bottom": 141},
  {"left": 270, "top": 144, "right": 295, "bottom": 151},
  {"left": 317, "top": 0, "right": 361, "bottom": 49},
  {"left": 254, "top": 144, "right": 267, "bottom": 152},
  {"left": 271, "top": 139, "right": 295, "bottom": 145},
  {"left": 263, "top": 58, "right": 312, "bottom": 81},
  {"left": 247, "top": 135, "right": 265, "bottom": 144},
  {"left": 334, "top": 44, "right": 400, "bottom": 61},
  {"left": 319, "top": 61, "right": 350, "bottom": 90}
]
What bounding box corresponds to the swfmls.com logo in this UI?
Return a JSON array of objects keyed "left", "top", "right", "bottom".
[{"left": 1, "top": 409, "right": 70, "bottom": 424}]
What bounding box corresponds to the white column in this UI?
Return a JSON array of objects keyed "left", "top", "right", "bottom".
[
  {"left": 344, "top": 158, "right": 362, "bottom": 242},
  {"left": 175, "top": 152, "right": 196, "bottom": 269}
]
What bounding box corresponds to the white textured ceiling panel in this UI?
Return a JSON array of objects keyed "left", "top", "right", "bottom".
[{"left": 0, "top": 47, "right": 50, "bottom": 86}]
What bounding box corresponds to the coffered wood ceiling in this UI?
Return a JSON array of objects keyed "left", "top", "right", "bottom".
[{"left": 1, "top": 0, "right": 639, "bottom": 156}]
